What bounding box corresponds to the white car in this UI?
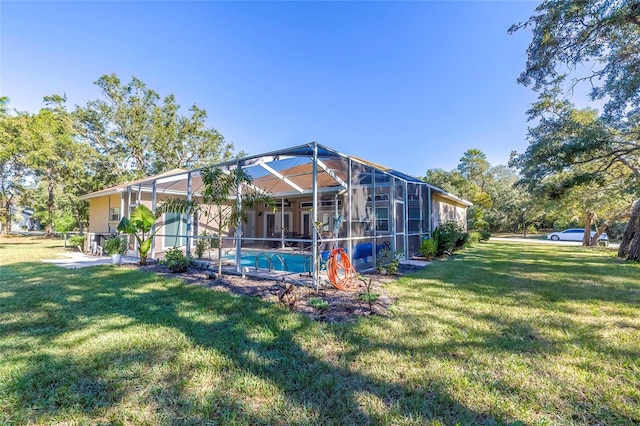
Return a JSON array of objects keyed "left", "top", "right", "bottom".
[{"left": 547, "top": 228, "right": 609, "bottom": 243}]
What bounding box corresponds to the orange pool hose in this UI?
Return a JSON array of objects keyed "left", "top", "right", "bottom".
[{"left": 326, "top": 247, "right": 358, "bottom": 290}]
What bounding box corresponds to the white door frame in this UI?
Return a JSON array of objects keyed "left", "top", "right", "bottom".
[
  {"left": 264, "top": 212, "right": 292, "bottom": 237},
  {"left": 245, "top": 211, "right": 255, "bottom": 243}
]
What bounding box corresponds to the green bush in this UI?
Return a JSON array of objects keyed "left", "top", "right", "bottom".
[
  {"left": 309, "top": 297, "right": 329, "bottom": 310},
  {"left": 161, "top": 247, "right": 191, "bottom": 273},
  {"left": 359, "top": 293, "right": 379, "bottom": 302},
  {"left": 55, "top": 214, "right": 77, "bottom": 233},
  {"left": 104, "top": 236, "right": 128, "bottom": 255},
  {"left": 68, "top": 235, "right": 85, "bottom": 251},
  {"left": 194, "top": 235, "right": 207, "bottom": 259},
  {"left": 420, "top": 237, "right": 437, "bottom": 258},
  {"left": 433, "top": 221, "right": 468, "bottom": 254},
  {"left": 473, "top": 218, "right": 489, "bottom": 230},
  {"left": 376, "top": 247, "right": 402, "bottom": 275},
  {"left": 480, "top": 230, "right": 492, "bottom": 241},
  {"left": 469, "top": 231, "right": 482, "bottom": 244}
]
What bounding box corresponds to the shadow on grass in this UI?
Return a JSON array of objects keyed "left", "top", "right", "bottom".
[
  {"left": 1, "top": 262, "right": 500, "bottom": 425},
  {"left": 429, "top": 244, "right": 640, "bottom": 306},
  {"left": 2, "top": 240, "right": 638, "bottom": 424}
]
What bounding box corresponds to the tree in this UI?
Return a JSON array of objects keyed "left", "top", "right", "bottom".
[
  {"left": 425, "top": 153, "right": 539, "bottom": 233},
  {"left": 509, "top": 88, "right": 640, "bottom": 246},
  {"left": 24, "top": 97, "right": 87, "bottom": 234},
  {"left": 458, "top": 149, "right": 491, "bottom": 191},
  {"left": 511, "top": 1, "right": 640, "bottom": 255},
  {"left": 199, "top": 166, "right": 274, "bottom": 278},
  {"left": 0, "top": 113, "right": 30, "bottom": 235},
  {"left": 510, "top": 0, "right": 640, "bottom": 123},
  {"left": 483, "top": 165, "right": 534, "bottom": 233},
  {"left": 75, "top": 74, "right": 235, "bottom": 180}
]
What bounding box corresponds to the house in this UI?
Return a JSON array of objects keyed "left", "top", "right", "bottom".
[
  {"left": 80, "top": 142, "right": 471, "bottom": 276},
  {"left": 0, "top": 205, "right": 40, "bottom": 233}
]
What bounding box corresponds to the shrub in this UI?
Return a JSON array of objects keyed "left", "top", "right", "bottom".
[
  {"left": 104, "top": 236, "right": 128, "bottom": 255},
  {"left": 480, "top": 230, "right": 491, "bottom": 241},
  {"left": 55, "top": 214, "right": 77, "bottom": 233},
  {"left": 162, "top": 247, "right": 191, "bottom": 273},
  {"left": 376, "top": 247, "right": 402, "bottom": 275},
  {"left": 69, "top": 235, "right": 85, "bottom": 251},
  {"left": 469, "top": 231, "right": 482, "bottom": 244},
  {"left": 309, "top": 297, "right": 329, "bottom": 310},
  {"left": 358, "top": 275, "right": 379, "bottom": 313},
  {"left": 194, "top": 234, "right": 207, "bottom": 259},
  {"left": 473, "top": 218, "right": 489, "bottom": 230},
  {"left": 420, "top": 237, "right": 437, "bottom": 258},
  {"left": 433, "top": 221, "right": 468, "bottom": 254},
  {"left": 359, "top": 293, "right": 379, "bottom": 302}
]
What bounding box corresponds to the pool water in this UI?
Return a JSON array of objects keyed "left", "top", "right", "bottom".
[{"left": 222, "top": 250, "right": 311, "bottom": 273}]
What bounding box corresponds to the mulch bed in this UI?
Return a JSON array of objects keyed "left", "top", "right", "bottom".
[{"left": 138, "top": 262, "right": 427, "bottom": 322}]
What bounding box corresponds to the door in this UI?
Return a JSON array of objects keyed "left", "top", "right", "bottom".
[
  {"left": 301, "top": 212, "right": 311, "bottom": 238},
  {"left": 264, "top": 212, "right": 291, "bottom": 237},
  {"left": 164, "top": 213, "right": 187, "bottom": 248},
  {"left": 244, "top": 211, "right": 255, "bottom": 243}
]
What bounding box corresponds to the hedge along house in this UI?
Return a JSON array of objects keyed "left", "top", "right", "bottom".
[{"left": 80, "top": 142, "right": 471, "bottom": 285}]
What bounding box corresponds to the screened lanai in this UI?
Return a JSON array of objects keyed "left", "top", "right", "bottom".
[{"left": 81, "top": 142, "right": 471, "bottom": 287}]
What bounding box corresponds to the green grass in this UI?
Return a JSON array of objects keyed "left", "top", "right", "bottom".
[{"left": 1, "top": 237, "right": 639, "bottom": 425}]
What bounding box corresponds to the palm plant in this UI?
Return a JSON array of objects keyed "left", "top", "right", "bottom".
[
  {"left": 200, "top": 166, "right": 274, "bottom": 278},
  {"left": 116, "top": 205, "right": 158, "bottom": 265}
]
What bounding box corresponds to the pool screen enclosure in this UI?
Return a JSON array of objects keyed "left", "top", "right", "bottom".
[{"left": 84, "top": 142, "right": 470, "bottom": 289}]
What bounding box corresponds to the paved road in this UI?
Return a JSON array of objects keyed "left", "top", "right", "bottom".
[{"left": 490, "top": 236, "right": 619, "bottom": 249}]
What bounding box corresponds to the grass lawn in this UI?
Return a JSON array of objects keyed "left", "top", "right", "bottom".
[{"left": 1, "top": 237, "right": 639, "bottom": 425}]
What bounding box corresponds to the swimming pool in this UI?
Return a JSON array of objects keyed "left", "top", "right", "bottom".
[{"left": 222, "top": 250, "right": 312, "bottom": 273}]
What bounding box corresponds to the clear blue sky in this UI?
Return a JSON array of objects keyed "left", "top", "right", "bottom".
[{"left": 2, "top": 1, "right": 538, "bottom": 176}]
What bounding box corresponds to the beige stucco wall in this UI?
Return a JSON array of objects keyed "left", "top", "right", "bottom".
[
  {"left": 431, "top": 194, "right": 468, "bottom": 231},
  {"left": 88, "top": 193, "right": 123, "bottom": 233}
]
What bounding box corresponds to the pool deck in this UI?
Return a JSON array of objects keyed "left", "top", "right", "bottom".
[{"left": 193, "top": 258, "right": 431, "bottom": 288}]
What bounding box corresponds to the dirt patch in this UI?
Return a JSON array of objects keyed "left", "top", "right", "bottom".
[{"left": 138, "top": 263, "right": 417, "bottom": 322}]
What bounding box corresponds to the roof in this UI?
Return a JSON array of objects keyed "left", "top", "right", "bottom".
[
  {"left": 79, "top": 143, "right": 472, "bottom": 206},
  {"left": 78, "top": 168, "right": 189, "bottom": 200}
]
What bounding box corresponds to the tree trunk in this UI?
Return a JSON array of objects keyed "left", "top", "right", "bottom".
[
  {"left": 46, "top": 167, "right": 55, "bottom": 235},
  {"left": 590, "top": 210, "right": 630, "bottom": 246},
  {"left": 628, "top": 230, "right": 640, "bottom": 261},
  {"left": 590, "top": 222, "right": 609, "bottom": 246},
  {"left": 1, "top": 199, "right": 10, "bottom": 236},
  {"left": 66, "top": 195, "right": 84, "bottom": 234},
  {"left": 583, "top": 211, "right": 594, "bottom": 246},
  {"left": 619, "top": 199, "right": 640, "bottom": 259}
]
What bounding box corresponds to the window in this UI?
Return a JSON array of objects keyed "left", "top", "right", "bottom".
[
  {"left": 375, "top": 207, "right": 389, "bottom": 232},
  {"left": 110, "top": 207, "right": 121, "bottom": 222},
  {"left": 366, "top": 194, "right": 390, "bottom": 203},
  {"left": 164, "top": 213, "right": 187, "bottom": 247},
  {"left": 408, "top": 206, "right": 421, "bottom": 232}
]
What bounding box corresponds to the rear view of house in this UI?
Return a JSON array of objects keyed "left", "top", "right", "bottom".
[{"left": 80, "top": 142, "right": 471, "bottom": 274}]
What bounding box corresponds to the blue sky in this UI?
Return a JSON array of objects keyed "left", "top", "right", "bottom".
[{"left": 2, "top": 1, "right": 538, "bottom": 176}]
